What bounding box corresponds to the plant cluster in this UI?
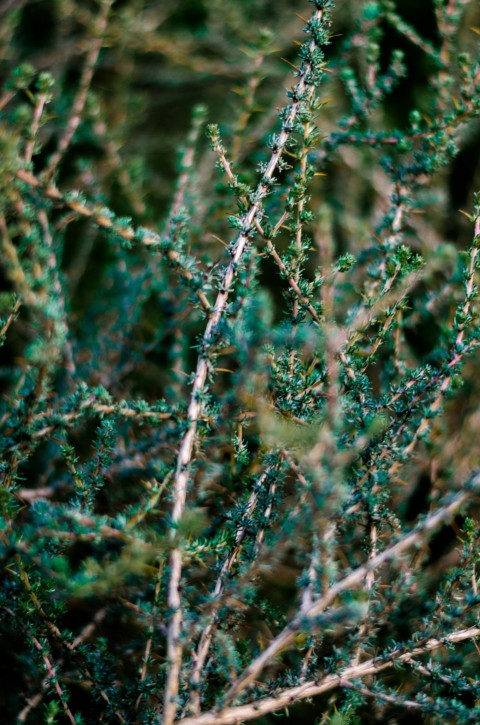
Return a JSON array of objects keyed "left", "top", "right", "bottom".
[{"left": 1, "top": 0, "right": 480, "bottom": 723}]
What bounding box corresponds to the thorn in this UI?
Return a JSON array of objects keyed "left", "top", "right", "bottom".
[
  {"left": 295, "top": 13, "right": 308, "bottom": 23},
  {"left": 280, "top": 57, "right": 301, "bottom": 72},
  {"left": 170, "top": 368, "right": 189, "bottom": 378},
  {"left": 209, "top": 234, "right": 229, "bottom": 248}
]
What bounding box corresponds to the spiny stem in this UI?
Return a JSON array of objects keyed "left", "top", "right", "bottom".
[{"left": 162, "top": 7, "right": 331, "bottom": 723}]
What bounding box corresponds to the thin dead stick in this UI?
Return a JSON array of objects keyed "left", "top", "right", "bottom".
[
  {"left": 17, "top": 692, "right": 44, "bottom": 723},
  {"left": 0, "top": 213, "right": 38, "bottom": 307},
  {"left": 433, "top": 0, "right": 467, "bottom": 113},
  {"left": 16, "top": 562, "right": 127, "bottom": 723},
  {"left": 135, "top": 558, "right": 165, "bottom": 711},
  {"left": 24, "top": 90, "right": 49, "bottom": 165},
  {"left": 42, "top": 0, "right": 113, "bottom": 180},
  {"left": 222, "top": 473, "right": 480, "bottom": 703},
  {"left": 162, "top": 9, "right": 330, "bottom": 723},
  {"left": 17, "top": 607, "right": 109, "bottom": 723},
  {"left": 31, "top": 636, "right": 76, "bottom": 725},
  {"left": 231, "top": 53, "right": 266, "bottom": 162},
  {"left": 186, "top": 467, "right": 276, "bottom": 715},
  {"left": 0, "top": 296, "right": 21, "bottom": 337},
  {"left": 0, "top": 87, "right": 14, "bottom": 111},
  {"left": 3, "top": 396, "right": 172, "bottom": 458},
  {"left": 175, "top": 626, "right": 480, "bottom": 725},
  {"left": 170, "top": 107, "right": 206, "bottom": 219}
]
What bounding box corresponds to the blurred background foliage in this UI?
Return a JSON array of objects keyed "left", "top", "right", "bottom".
[{"left": 3, "top": 0, "right": 479, "bottom": 221}]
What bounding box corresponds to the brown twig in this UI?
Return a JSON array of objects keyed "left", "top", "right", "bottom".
[
  {"left": 42, "top": 0, "right": 113, "bottom": 181},
  {"left": 176, "top": 625, "right": 480, "bottom": 725}
]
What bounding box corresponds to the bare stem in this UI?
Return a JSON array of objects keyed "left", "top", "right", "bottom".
[{"left": 176, "top": 625, "right": 480, "bottom": 725}]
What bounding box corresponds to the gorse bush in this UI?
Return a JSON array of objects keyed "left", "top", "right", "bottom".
[{"left": 1, "top": 0, "right": 480, "bottom": 723}]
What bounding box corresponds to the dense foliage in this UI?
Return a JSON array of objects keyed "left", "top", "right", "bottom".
[{"left": 1, "top": 0, "right": 480, "bottom": 723}]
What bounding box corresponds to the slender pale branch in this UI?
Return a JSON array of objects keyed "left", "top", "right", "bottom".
[
  {"left": 162, "top": 8, "right": 331, "bottom": 723},
  {"left": 175, "top": 625, "right": 480, "bottom": 725},
  {"left": 222, "top": 473, "right": 480, "bottom": 703}
]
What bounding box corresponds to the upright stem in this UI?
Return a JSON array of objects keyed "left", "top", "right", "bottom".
[{"left": 162, "top": 8, "right": 330, "bottom": 723}]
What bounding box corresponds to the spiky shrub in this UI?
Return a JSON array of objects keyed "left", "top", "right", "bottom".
[{"left": 1, "top": 0, "right": 480, "bottom": 723}]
